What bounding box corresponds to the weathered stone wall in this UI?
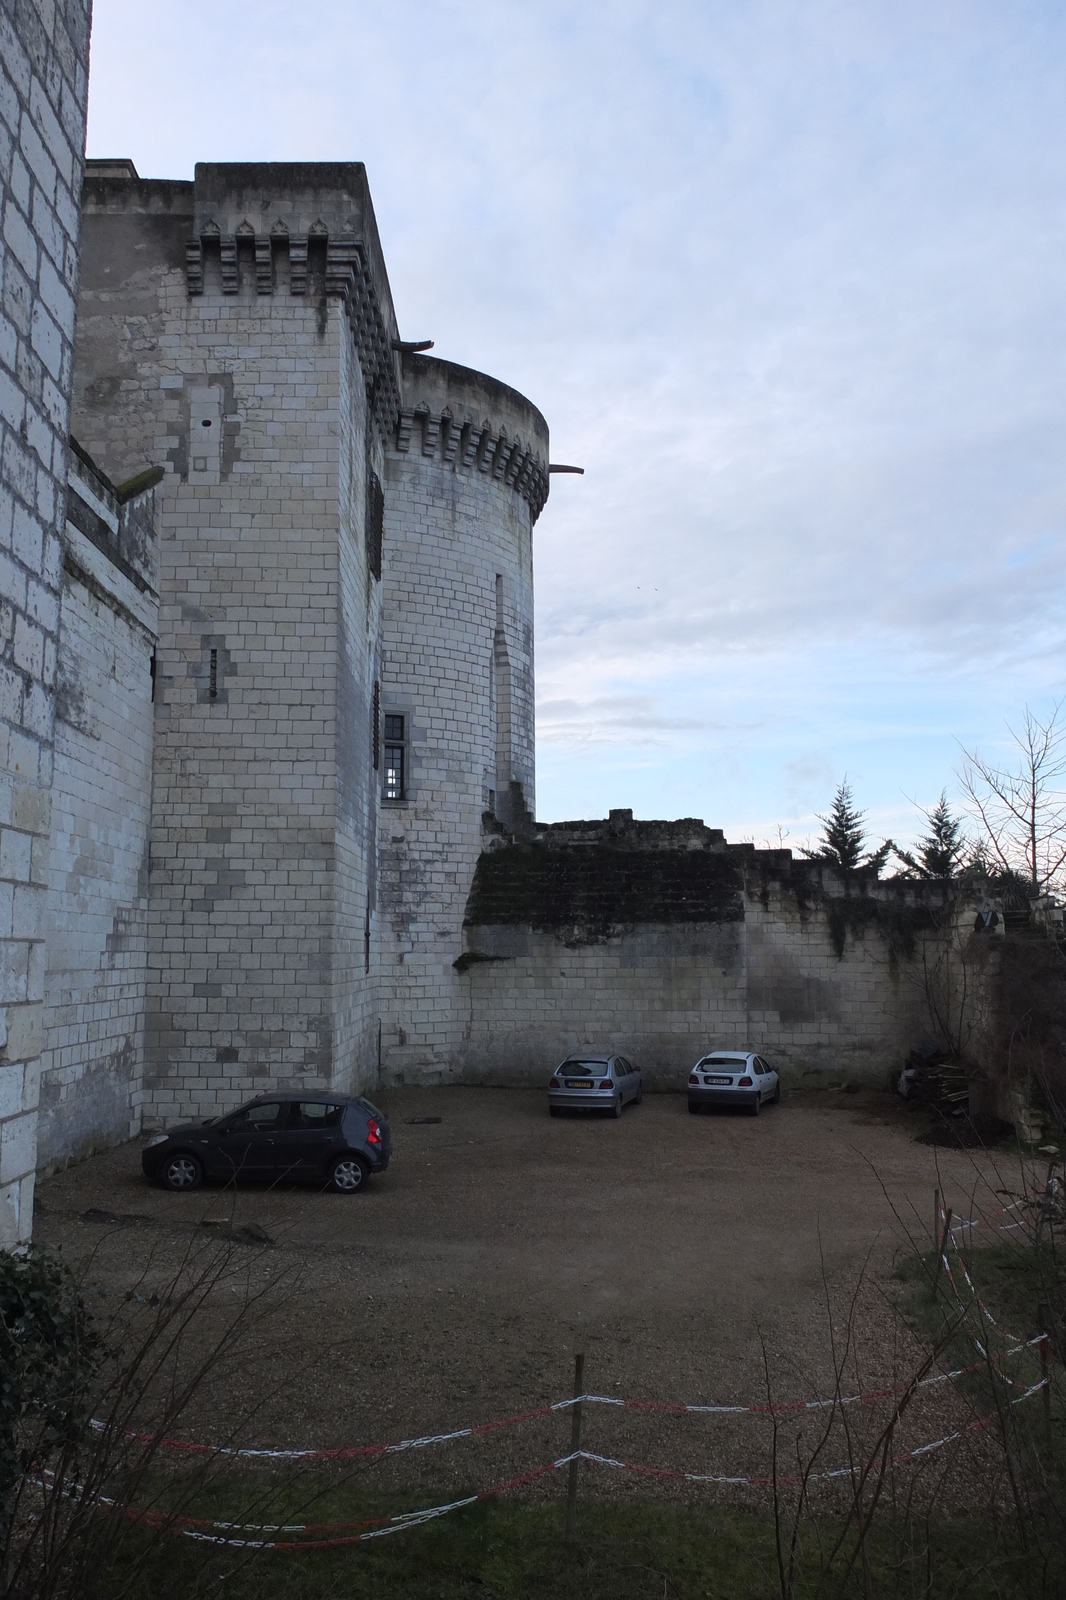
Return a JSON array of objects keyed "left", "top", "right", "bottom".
[
  {"left": 71, "top": 163, "right": 399, "bottom": 1125},
  {"left": 456, "top": 814, "right": 947, "bottom": 1088},
  {"left": 38, "top": 448, "right": 158, "bottom": 1168},
  {"left": 0, "top": 0, "right": 91, "bottom": 1242},
  {"left": 29, "top": 146, "right": 982, "bottom": 1170},
  {"left": 332, "top": 308, "right": 383, "bottom": 1090},
  {"left": 376, "top": 354, "right": 546, "bottom": 1085},
  {"left": 67, "top": 161, "right": 553, "bottom": 1125}
]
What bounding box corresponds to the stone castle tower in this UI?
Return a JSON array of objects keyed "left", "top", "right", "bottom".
[
  {"left": 0, "top": 10, "right": 993, "bottom": 1247},
  {"left": 63, "top": 160, "right": 547, "bottom": 1130},
  {"left": 12, "top": 149, "right": 949, "bottom": 1231}
]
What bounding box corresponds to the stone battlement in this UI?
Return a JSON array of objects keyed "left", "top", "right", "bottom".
[{"left": 397, "top": 354, "right": 550, "bottom": 521}]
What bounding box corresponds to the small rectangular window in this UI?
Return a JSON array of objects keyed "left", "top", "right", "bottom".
[
  {"left": 383, "top": 713, "right": 406, "bottom": 800},
  {"left": 209, "top": 649, "right": 218, "bottom": 699},
  {"left": 372, "top": 682, "right": 380, "bottom": 770},
  {"left": 384, "top": 744, "right": 405, "bottom": 800}
]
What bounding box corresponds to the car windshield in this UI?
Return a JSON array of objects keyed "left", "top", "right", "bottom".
[
  {"left": 700, "top": 1057, "right": 745, "bottom": 1068},
  {"left": 562, "top": 1062, "right": 607, "bottom": 1073}
]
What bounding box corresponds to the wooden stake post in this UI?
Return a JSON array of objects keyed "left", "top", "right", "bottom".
[
  {"left": 1040, "top": 1336, "right": 1052, "bottom": 1448},
  {"left": 932, "top": 1206, "right": 953, "bottom": 1299},
  {"left": 565, "top": 1352, "right": 585, "bottom": 1541}
]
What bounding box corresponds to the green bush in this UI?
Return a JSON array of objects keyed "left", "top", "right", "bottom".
[{"left": 0, "top": 1248, "right": 100, "bottom": 1555}]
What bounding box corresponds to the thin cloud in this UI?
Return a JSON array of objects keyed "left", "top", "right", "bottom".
[{"left": 87, "top": 0, "right": 1066, "bottom": 834}]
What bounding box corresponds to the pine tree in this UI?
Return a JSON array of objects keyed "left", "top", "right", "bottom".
[
  {"left": 804, "top": 779, "right": 891, "bottom": 874},
  {"left": 893, "top": 792, "right": 968, "bottom": 880}
]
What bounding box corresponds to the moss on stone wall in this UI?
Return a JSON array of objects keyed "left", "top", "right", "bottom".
[
  {"left": 824, "top": 895, "right": 939, "bottom": 961},
  {"left": 464, "top": 842, "right": 744, "bottom": 934},
  {"left": 465, "top": 822, "right": 949, "bottom": 968}
]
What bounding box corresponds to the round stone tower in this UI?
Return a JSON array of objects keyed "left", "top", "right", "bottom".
[{"left": 377, "top": 353, "right": 549, "bottom": 1083}]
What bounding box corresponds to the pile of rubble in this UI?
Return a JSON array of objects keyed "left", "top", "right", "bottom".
[
  {"left": 900, "top": 1043, "right": 1015, "bottom": 1148},
  {"left": 897, "top": 1043, "right": 972, "bottom": 1115}
]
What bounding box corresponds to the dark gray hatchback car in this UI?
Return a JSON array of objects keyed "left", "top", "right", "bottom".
[{"left": 141, "top": 1093, "right": 392, "bottom": 1194}]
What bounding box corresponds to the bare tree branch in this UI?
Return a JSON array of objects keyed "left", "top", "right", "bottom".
[{"left": 959, "top": 703, "right": 1066, "bottom": 894}]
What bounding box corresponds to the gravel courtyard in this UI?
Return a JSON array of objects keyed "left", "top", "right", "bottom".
[{"left": 31, "top": 1086, "right": 1034, "bottom": 1504}]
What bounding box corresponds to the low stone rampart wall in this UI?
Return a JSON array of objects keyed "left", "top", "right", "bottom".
[{"left": 455, "top": 813, "right": 955, "bottom": 1090}]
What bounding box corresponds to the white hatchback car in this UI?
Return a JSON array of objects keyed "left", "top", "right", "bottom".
[{"left": 687, "top": 1051, "right": 779, "bottom": 1116}]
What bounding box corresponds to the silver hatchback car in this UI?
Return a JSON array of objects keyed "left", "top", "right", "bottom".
[
  {"left": 549, "top": 1055, "right": 643, "bottom": 1118},
  {"left": 687, "top": 1051, "right": 779, "bottom": 1115}
]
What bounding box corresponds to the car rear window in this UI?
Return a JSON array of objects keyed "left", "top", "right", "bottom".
[
  {"left": 699, "top": 1057, "right": 745, "bottom": 1068},
  {"left": 564, "top": 1062, "right": 607, "bottom": 1072},
  {"left": 357, "top": 1097, "right": 384, "bottom": 1119}
]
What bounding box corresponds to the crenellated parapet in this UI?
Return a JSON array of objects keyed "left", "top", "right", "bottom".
[
  {"left": 178, "top": 163, "right": 403, "bottom": 442},
  {"left": 394, "top": 353, "right": 550, "bottom": 523},
  {"left": 395, "top": 404, "right": 549, "bottom": 521}
]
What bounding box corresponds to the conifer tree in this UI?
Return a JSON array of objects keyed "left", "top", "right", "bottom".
[
  {"left": 893, "top": 792, "right": 968, "bottom": 880},
  {"left": 804, "top": 780, "right": 891, "bottom": 874}
]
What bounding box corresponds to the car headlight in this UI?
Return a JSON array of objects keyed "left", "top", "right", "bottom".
[{"left": 144, "top": 1133, "right": 170, "bottom": 1149}]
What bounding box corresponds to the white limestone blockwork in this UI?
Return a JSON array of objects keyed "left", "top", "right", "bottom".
[
  {"left": 32, "top": 153, "right": 980, "bottom": 1208},
  {"left": 0, "top": 0, "right": 92, "bottom": 1242},
  {"left": 38, "top": 447, "right": 159, "bottom": 1170},
  {"left": 67, "top": 161, "right": 549, "bottom": 1125},
  {"left": 377, "top": 355, "right": 546, "bottom": 1083}
]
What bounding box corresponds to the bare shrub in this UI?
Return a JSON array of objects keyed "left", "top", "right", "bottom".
[{"left": 1, "top": 1229, "right": 308, "bottom": 1600}]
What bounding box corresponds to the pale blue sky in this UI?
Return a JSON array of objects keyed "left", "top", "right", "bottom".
[{"left": 86, "top": 1, "right": 1066, "bottom": 848}]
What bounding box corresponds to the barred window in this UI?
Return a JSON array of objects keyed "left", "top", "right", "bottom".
[{"left": 384, "top": 714, "right": 406, "bottom": 800}]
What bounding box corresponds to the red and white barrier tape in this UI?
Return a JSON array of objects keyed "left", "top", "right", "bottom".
[
  {"left": 938, "top": 1200, "right": 1043, "bottom": 1352},
  {"left": 98, "top": 1336, "right": 1043, "bottom": 1466},
  {"left": 103, "top": 1379, "right": 1048, "bottom": 1553},
  {"left": 99, "top": 1402, "right": 559, "bottom": 1462},
  {"left": 948, "top": 1197, "right": 1029, "bottom": 1237},
  {"left": 114, "top": 1458, "right": 565, "bottom": 1551},
  {"left": 575, "top": 1380, "right": 1047, "bottom": 1491}
]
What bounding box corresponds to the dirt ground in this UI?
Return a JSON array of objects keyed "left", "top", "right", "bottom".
[{"left": 32, "top": 1086, "right": 1040, "bottom": 1504}]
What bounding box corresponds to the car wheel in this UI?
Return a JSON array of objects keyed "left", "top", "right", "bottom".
[
  {"left": 612, "top": 1096, "right": 622, "bottom": 1119},
  {"left": 161, "top": 1152, "right": 203, "bottom": 1192},
  {"left": 549, "top": 1107, "right": 561, "bottom": 1118},
  {"left": 749, "top": 1094, "right": 761, "bottom": 1117},
  {"left": 771, "top": 1082, "right": 781, "bottom": 1104},
  {"left": 329, "top": 1154, "right": 369, "bottom": 1194},
  {"left": 687, "top": 1101, "right": 700, "bottom": 1115},
  {"left": 634, "top": 1083, "right": 644, "bottom": 1105}
]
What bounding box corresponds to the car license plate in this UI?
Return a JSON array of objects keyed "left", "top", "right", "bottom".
[
  {"left": 706, "top": 1076, "right": 732, "bottom": 1084},
  {"left": 567, "top": 1080, "right": 594, "bottom": 1088}
]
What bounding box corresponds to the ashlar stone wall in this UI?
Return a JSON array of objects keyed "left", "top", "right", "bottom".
[
  {"left": 38, "top": 446, "right": 158, "bottom": 1168},
  {"left": 376, "top": 354, "right": 546, "bottom": 1084},
  {"left": 71, "top": 163, "right": 400, "bottom": 1124},
  {"left": 0, "top": 0, "right": 91, "bottom": 1243},
  {"left": 456, "top": 814, "right": 947, "bottom": 1088}
]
